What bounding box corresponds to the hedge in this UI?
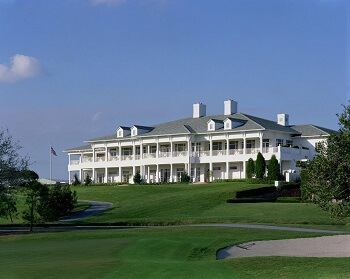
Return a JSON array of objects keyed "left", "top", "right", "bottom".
[
  {"left": 227, "top": 198, "right": 277, "bottom": 203},
  {"left": 276, "top": 197, "right": 301, "bottom": 203},
  {"left": 235, "top": 186, "right": 276, "bottom": 198}
]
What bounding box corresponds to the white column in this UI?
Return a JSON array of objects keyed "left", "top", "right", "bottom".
[
  {"left": 243, "top": 161, "right": 246, "bottom": 179},
  {"left": 68, "top": 171, "right": 71, "bottom": 184},
  {"left": 118, "top": 167, "right": 122, "bottom": 182},
  {"left": 156, "top": 164, "right": 159, "bottom": 183},
  {"left": 79, "top": 169, "right": 82, "bottom": 181},
  {"left": 226, "top": 162, "right": 229, "bottom": 179},
  {"left": 93, "top": 148, "right": 96, "bottom": 162},
  {"left": 194, "top": 165, "right": 197, "bottom": 182},
  {"left": 140, "top": 142, "right": 143, "bottom": 159},
  {"left": 260, "top": 133, "right": 263, "bottom": 153},
  {"left": 170, "top": 137, "right": 173, "bottom": 158},
  {"left": 170, "top": 164, "right": 173, "bottom": 182},
  {"left": 226, "top": 137, "right": 229, "bottom": 156},
  {"left": 92, "top": 168, "right": 95, "bottom": 182},
  {"left": 243, "top": 134, "right": 247, "bottom": 155},
  {"left": 156, "top": 140, "right": 159, "bottom": 158},
  {"left": 132, "top": 166, "right": 136, "bottom": 183},
  {"left": 209, "top": 138, "right": 213, "bottom": 157},
  {"left": 132, "top": 142, "right": 136, "bottom": 161},
  {"left": 104, "top": 167, "right": 108, "bottom": 183},
  {"left": 209, "top": 162, "right": 213, "bottom": 182},
  {"left": 147, "top": 166, "right": 150, "bottom": 183},
  {"left": 119, "top": 144, "right": 122, "bottom": 159},
  {"left": 105, "top": 146, "right": 108, "bottom": 161}
]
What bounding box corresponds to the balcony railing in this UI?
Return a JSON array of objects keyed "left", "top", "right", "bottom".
[
  {"left": 108, "top": 156, "right": 119, "bottom": 161},
  {"left": 212, "top": 150, "right": 226, "bottom": 156},
  {"left": 70, "top": 160, "right": 80, "bottom": 165},
  {"left": 96, "top": 157, "right": 105, "bottom": 162},
  {"left": 246, "top": 148, "right": 259, "bottom": 154},
  {"left": 159, "top": 151, "right": 171, "bottom": 158},
  {"left": 173, "top": 151, "right": 188, "bottom": 157},
  {"left": 135, "top": 155, "right": 141, "bottom": 160},
  {"left": 229, "top": 149, "right": 243, "bottom": 155},
  {"left": 82, "top": 157, "right": 93, "bottom": 163},
  {"left": 143, "top": 153, "right": 156, "bottom": 159},
  {"left": 121, "top": 155, "right": 133, "bottom": 161}
]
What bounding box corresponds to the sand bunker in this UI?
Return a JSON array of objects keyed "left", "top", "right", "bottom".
[{"left": 217, "top": 235, "right": 350, "bottom": 259}]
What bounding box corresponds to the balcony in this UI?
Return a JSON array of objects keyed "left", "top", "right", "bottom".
[
  {"left": 173, "top": 151, "right": 188, "bottom": 157},
  {"left": 121, "top": 155, "right": 133, "bottom": 161},
  {"left": 82, "top": 157, "right": 93, "bottom": 163},
  {"left": 108, "top": 156, "right": 119, "bottom": 161},
  {"left": 70, "top": 160, "right": 80, "bottom": 165},
  {"left": 246, "top": 148, "right": 259, "bottom": 154},
  {"left": 212, "top": 150, "right": 226, "bottom": 156},
  {"left": 96, "top": 157, "right": 105, "bottom": 162},
  {"left": 159, "top": 151, "right": 171, "bottom": 158},
  {"left": 229, "top": 149, "right": 243, "bottom": 155},
  {"left": 143, "top": 153, "right": 156, "bottom": 159}
]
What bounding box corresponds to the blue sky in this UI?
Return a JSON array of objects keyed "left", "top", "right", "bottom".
[{"left": 0, "top": 0, "right": 349, "bottom": 180}]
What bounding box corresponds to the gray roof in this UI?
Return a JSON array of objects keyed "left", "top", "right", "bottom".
[
  {"left": 291, "top": 124, "right": 337, "bottom": 137},
  {"left": 85, "top": 113, "right": 300, "bottom": 142},
  {"left": 133, "top": 125, "right": 153, "bottom": 130},
  {"left": 64, "top": 145, "right": 92, "bottom": 152}
]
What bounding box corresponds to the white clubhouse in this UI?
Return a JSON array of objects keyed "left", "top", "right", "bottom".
[{"left": 65, "top": 100, "right": 335, "bottom": 184}]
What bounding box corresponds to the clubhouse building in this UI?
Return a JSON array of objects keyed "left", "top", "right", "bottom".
[{"left": 65, "top": 100, "right": 335, "bottom": 184}]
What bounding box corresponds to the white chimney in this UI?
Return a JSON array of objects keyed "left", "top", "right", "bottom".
[
  {"left": 277, "top": 114, "right": 289, "bottom": 126},
  {"left": 193, "top": 102, "right": 206, "bottom": 118},
  {"left": 224, "top": 99, "right": 238, "bottom": 115}
]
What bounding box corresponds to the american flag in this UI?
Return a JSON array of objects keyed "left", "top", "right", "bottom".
[{"left": 51, "top": 146, "right": 57, "bottom": 156}]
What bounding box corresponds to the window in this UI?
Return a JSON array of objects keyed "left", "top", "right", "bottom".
[
  {"left": 132, "top": 129, "right": 136, "bottom": 136},
  {"left": 177, "top": 168, "right": 184, "bottom": 180},
  {"left": 212, "top": 142, "right": 222, "bottom": 150},
  {"left": 110, "top": 148, "right": 117, "bottom": 156},
  {"left": 175, "top": 143, "right": 186, "bottom": 151},
  {"left": 276, "top": 139, "right": 284, "bottom": 146},
  {"left": 230, "top": 166, "right": 238, "bottom": 170},
  {"left": 226, "top": 122, "right": 230, "bottom": 129},
  {"left": 210, "top": 124, "right": 214, "bottom": 130},
  {"left": 150, "top": 146, "right": 157, "bottom": 153},
  {"left": 118, "top": 131, "right": 122, "bottom": 137},
  {"left": 246, "top": 140, "right": 255, "bottom": 149},
  {"left": 135, "top": 146, "right": 141, "bottom": 155},
  {"left": 191, "top": 142, "right": 201, "bottom": 152},
  {"left": 160, "top": 145, "right": 170, "bottom": 152},
  {"left": 229, "top": 141, "right": 239, "bottom": 150},
  {"left": 213, "top": 166, "right": 221, "bottom": 171},
  {"left": 122, "top": 147, "right": 132, "bottom": 155}
]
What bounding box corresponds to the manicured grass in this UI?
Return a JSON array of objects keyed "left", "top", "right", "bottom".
[
  {"left": 0, "top": 227, "right": 348, "bottom": 279},
  {"left": 74, "top": 183, "right": 349, "bottom": 228}
]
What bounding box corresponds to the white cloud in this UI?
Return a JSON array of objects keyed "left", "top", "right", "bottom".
[{"left": 0, "top": 54, "right": 42, "bottom": 83}]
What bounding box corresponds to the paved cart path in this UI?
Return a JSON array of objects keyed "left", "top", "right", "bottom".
[
  {"left": 217, "top": 235, "right": 350, "bottom": 259},
  {"left": 59, "top": 200, "right": 113, "bottom": 222}
]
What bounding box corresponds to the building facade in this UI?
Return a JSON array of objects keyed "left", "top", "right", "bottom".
[{"left": 65, "top": 100, "right": 335, "bottom": 184}]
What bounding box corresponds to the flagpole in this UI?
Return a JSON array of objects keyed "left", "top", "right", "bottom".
[{"left": 50, "top": 143, "right": 52, "bottom": 186}]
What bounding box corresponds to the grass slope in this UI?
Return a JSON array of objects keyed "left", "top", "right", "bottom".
[
  {"left": 74, "top": 183, "right": 348, "bottom": 228},
  {"left": 0, "top": 227, "right": 348, "bottom": 279}
]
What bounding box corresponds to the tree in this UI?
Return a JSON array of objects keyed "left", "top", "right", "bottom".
[
  {"left": 181, "top": 171, "right": 191, "bottom": 183},
  {"left": 301, "top": 102, "right": 350, "bottom": 218},
  {"left": 38, "top": 184, "right": 77, "bottom": 221},
  {"left": 246, "top": 158, "right": 255, "bottom": 179},
  {"left": 22, "top": 181, "right": 48, "bottom": 232},
  {"left": 255, "top": 152, "right": 266, "bottom": 179},
  {"left": 84, "top": 174, "right": 92, "bottom": 186},
  {"left": 0, "top": 128, "right": 29, "bottom": 223},
  {"left": 133, "top": 171, "right": 142, "bottom": 184},
  {"left": 267, "top": 155, "right": 281, "bottom": 180},
  {"left": 72, "top": 173, "right": 81, "bottom": 186}
]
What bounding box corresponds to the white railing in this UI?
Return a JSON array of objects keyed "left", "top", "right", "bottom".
[
  {"left": 135, "top": 155, "right": 141, "bottom": 160},
  {"left": 143, "top": 153, "right": 156, "bottom": 159},
  {"left": 200, "top": 150, "right": 210, "bottom": 157},
  {"left": 70, "top": 160, "right": 80, "bottom": 165},
  {"left": 246, "top": 148, "right": 259, "bottom": 154},
  {"left": 159, "top": 151, "right": 171, "bottom": 158},
  {"left": 229, "top": 149, "right": 243, "bottom": 155},
  {"left": 212, "top": 150, "right": 226, "bottom": 156},
  {"left": 173, "top": 151, "right": 188, "bottom": 157},
  {"left": 121, "top": 155, "right": 133, "bottom": 161},
  {"left": 82, "top": 157, "right": 92, "bottom": 163},
  {"left": 108, "top": 156, "right": 119, "bottom": 161},
  {"left": 96, "top": 157, "right": 105, "bottom": 162}
]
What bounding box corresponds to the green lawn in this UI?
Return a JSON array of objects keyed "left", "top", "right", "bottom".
[
  {"left": 0, "top": 227, "right": 348, "bottom": 279},
  {"left": 73, "top": 182, "right": 349, "bottom": 229}
]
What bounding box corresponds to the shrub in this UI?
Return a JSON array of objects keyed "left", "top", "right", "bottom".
[
  {"left": 181, "top": 171, "right": 191, "bottom": 183},
  {"left": 292, "top": 145, "right": 300, "bottom": 149},
  {"left": 235, "top": 186, "right": 276, "bottom": 198},
  {"left": 72, "top": 173, "right": 81, "bottom": 186},
  {"left": 133, "top": 171, "right": 142, "bottom": 184},
  {"left": 255, "top": 152, "right": 266, "bottom": 179},
  {"left": 84, "top": 174, "right": 92, "bottom": 186},
  {"left": 246, "top": 158, "right": 255, "bottom": 179},
  {"left": 281, "top": 144, "right": 289, "bottom": 147},
  {"left": 227, "top": 198, "right": 277, "bottom": 203},
  {"left": 267, "top": 155, "right": 281, "bottom": 180},
  {"left": 302, "top": 146, "right": 309, "bottom": 150}
]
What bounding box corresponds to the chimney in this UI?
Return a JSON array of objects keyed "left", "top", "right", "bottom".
[
  {"left": 193, "top": 102, "right": 206, "bottom": 118},
  {"left": 224, "top": 99, "right": 238, "bottom": 115},
  {"left": 277, "top": 114, "right": 289, "bottom": 126}
]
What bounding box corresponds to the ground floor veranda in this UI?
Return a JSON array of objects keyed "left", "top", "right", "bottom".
[{"left": 70, "top": 160, "right": 295, "bottom": 184}]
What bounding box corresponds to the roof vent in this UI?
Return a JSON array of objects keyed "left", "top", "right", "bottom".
[
  {"left": 224, "top": 99, "right": 237, "bottom": 115},
  {"left": 277, "top": 114, "right": 289, "bottom": 126},
  {"left": 193, "top": 102, "right": 206, "bottom": 118}
]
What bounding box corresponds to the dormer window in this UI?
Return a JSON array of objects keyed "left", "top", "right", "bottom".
[
  {"left": 207, "top": 119, "right": 224, "bottom": 131},
  {"left": 210, "top": 124, "right": 214, "bottom": 130},
  {"left": 224, "top": 118, "right": 245, "bottom": 130},
  {"left": 116, "top": 126, "right": 131, "bottom": 138},
  {"left": 118, "top": 131, "right": 122, "bottom": 137}
]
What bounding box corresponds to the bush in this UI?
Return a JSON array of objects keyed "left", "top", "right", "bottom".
[
  {"left": 276, "top": 197, "right": 301, "bottom": 203},
  {"left": 255, "top": 152, "right": 266, "bottom": 179},
  {"left": 235, "top": 186, "right": 276, "bottom": 198},
  {"left": 181, "top": 171, "right": 191, "bottom": 183},
  {"left": 302, "top": 146, "right": 309, "bottom": 150},
  {"left": 84, "top": 174, "right": 92, "bottom": 186},
  {"left": 292, "top": 145, "right": 300, "bottom": 149},
  {"left": 277, "top": 181, "right": 301, "bottom": 191},
  {"left": 133, "top": 171, "right": 142, "bottom": 184},
  {"left": 246, "top": 158, "right": 255, "bottom": 179},
  {"left": 227, "top": 198, "right": 277, "bottom": 203},
  {"left": 267, "top": 155, "right": 281, "bottom": 180},
  {"left": 72, "top": 173, "right": 81, "bottom": 186}
]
